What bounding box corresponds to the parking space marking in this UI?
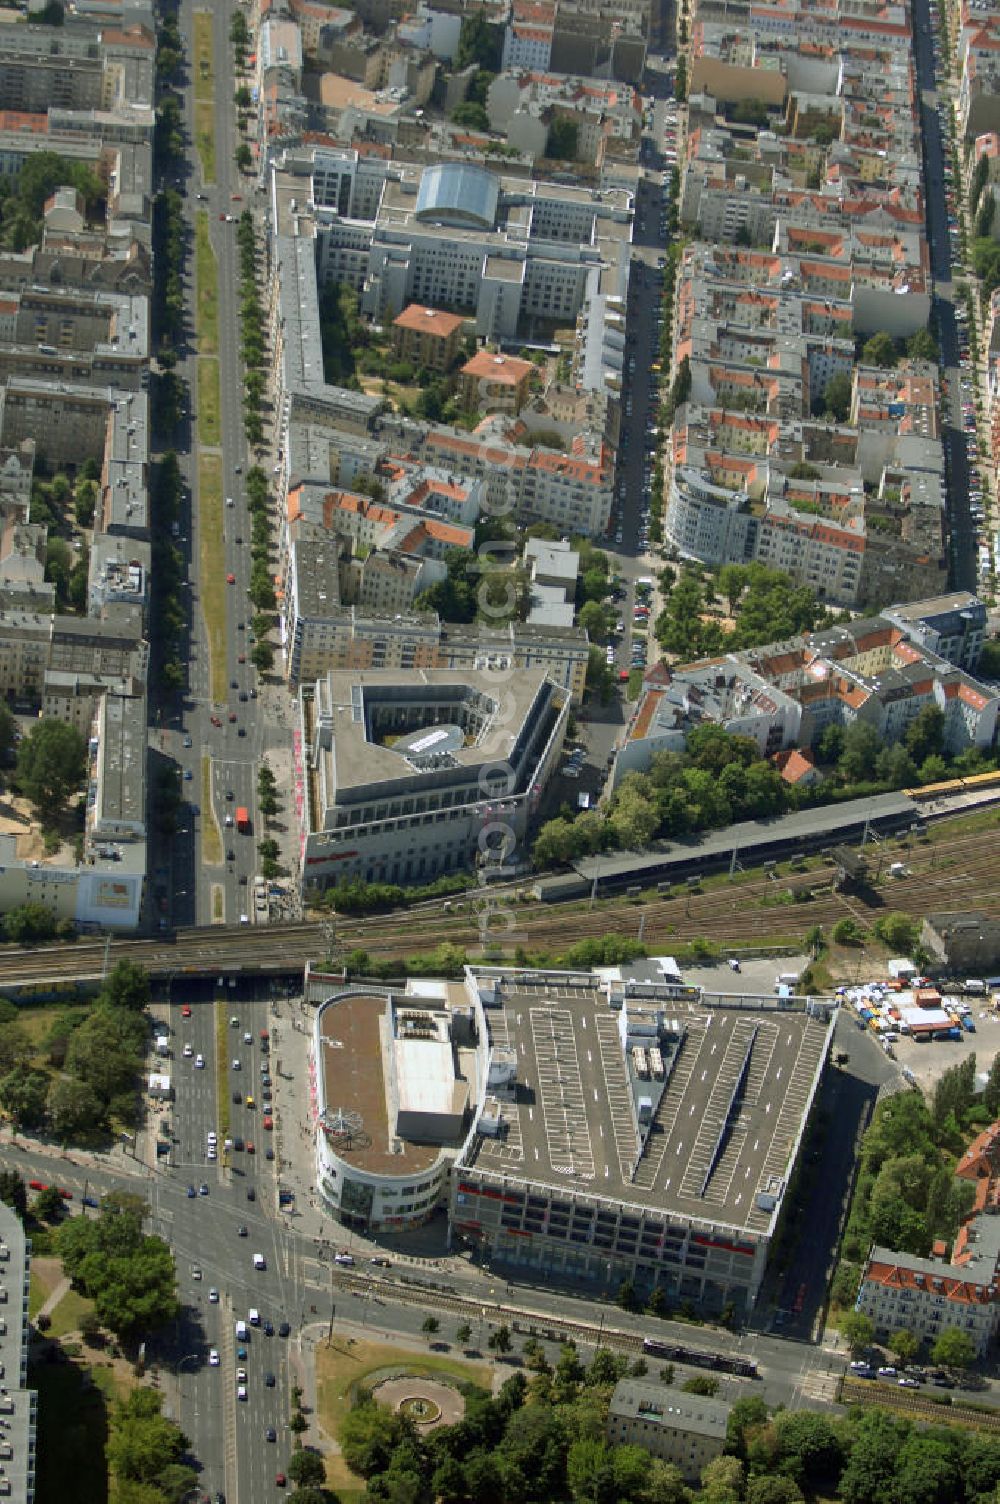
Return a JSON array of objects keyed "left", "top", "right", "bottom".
[{"left": 530, "top": 1008, "right": 594, "bottom": 1179}]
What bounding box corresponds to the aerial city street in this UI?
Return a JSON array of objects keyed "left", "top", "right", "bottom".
[{"left": 5, "top": 0, "right": 1000, "bottom": 1496}]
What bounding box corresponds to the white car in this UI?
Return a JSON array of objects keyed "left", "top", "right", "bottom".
[
  {"left": 209, "top": 1348, "right": 220, "bottom": 1366},
  {"left": 209, "top": 1288, "right": 219, "bottom": 1303},
  {"left": 226, "top": 497, "right": 235, "bottom": 507},
  {"left": 244, "top": 1032, "right": 253, "bottom": 1045},
  {"left": 183, "top": 1043, "right": 193, "bottom": 1058},
  {"left": 206, "top": 1147, "right": 217, "bottom": 1161},
  {"left": 232, "top": 1059, "right": 241, "bottom": 1071},
  {"left": 237, "top": 1385, "right": 248, "bottom": 1402},
  {"left": 207, "top": 1131, "right": 218, "bottom": 1145},
  {"left": 195, "top": 1054, "right": 205, "bottom": 1069},
  {"left": 237, "top": 1368, "right": 248, "bottom": 1383}
]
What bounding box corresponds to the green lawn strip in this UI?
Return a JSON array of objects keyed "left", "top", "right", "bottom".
[
  {"left": 197, "top": 356, "right": 221, "bottom": 448},
  {"left": 215, "top": 1000, "right": 230, "bottom": 1140},
  {"left": 193, "top": 12, "right": 214, "bottom": 98},
  {"left": 47, "top": 1286, "right": 96, "bottom": 1339},
  {"left": 201, "top": 756, "right": 223, "bottom": 866},
  {"left": 195, "top": 213, "right": 219, "bottom": 354},
  {"left": 28, "top": 1260, "right": 61, "bottom": 1319},
  {"left": 30, "top": 1358, "right": 110, "bottom": 1504},
  {"left": 197, "top": 454, "right": 227, "bottom": 704},
  {"left": 193, "top": 14, "right": 216, "bottom": 182}
]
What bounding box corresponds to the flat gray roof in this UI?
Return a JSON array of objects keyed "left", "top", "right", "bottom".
[
  {"left": 471, "top": 980, "right": 831, "bottom": 1235},
  {"left": 610, "top": 1377, "right": 730, "bottom": 1437},
  {"left": 573, "top": 791, "right": 917, "bottom": 881}
]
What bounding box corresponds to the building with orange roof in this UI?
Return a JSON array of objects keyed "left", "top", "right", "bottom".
[
  {"left": 460, "top": 350, "right": 534, "bottom": 415},
  {"left": 611, "top": 595, "right": 999, "bottom": 788},
  {"left": 857, "top": 1104, "right": 1000, "bottom": 1354},
  {"left": 771, "top": 747, "right": 819, "bottom": 785},
  {"left": 391, "top": 304, "right": 465, "bottom": 373}
]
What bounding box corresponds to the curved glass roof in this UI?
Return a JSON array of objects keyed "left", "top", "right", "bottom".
[{"left": 414, "top": 164, "right": 499, "bottom": 229}]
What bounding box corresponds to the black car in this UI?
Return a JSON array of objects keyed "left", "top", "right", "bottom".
[
  {"left": 265, "top": 1371, "right": 276, "bottom": 1386},
  {"left": 238, "top": 1224, "right": 248, "bottom": 1237},
  {"left": 247, "top": 1186, "right": 256, "bottom": 1201},
  {"left": 238, "top": 728, "right": 247, "bottom": 737},
  {"left": 264, "top": 1320, "right": 274, "bottom": 1336},
  {"left": 233, "top": 1090, "right": 242, "bottom": 1104},
  {"left": 227, "top": 849, "right": 235, "bottom": 861},
  {"left": 234, "top": 1137, "right": 245, "bottom": 1151},
  {"left": 265, "top": 1147, "right": 275, "bottom": 1161},
  {"left": 239, "top": 692, "right": 248, "bottom": 702},
  {"left": 278, "top": 1322, "right": 290, "bottom": 1337},
  {"left": 231, "top": 679, "right": 238, "bottom": 689},
  {"left": 265, "top": 1427, "right": 277, "bottom": 1443}
]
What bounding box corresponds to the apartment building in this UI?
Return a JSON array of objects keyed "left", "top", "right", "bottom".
[
  {"left": 607, "top": 1382, "right": 729, "bottom": 1480},
  {"left": 856, "top": 1120, "right": 1000, "bottom": 1356},
  {"left": 391, "top": 304, "right": 465, "bottom": 372},
  {"left": 613, "top": 596, "right": 998, "bottom": 787},
  {"left": 0, "top": 1203, "right": 37, "bottom": 1504},
  {"left": 460, "top": 350, "right": 534, "bottom": 414}
]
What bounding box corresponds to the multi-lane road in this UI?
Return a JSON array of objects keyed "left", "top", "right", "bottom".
[{"left": 154, "top": 0, "right": 279, "bottom": 935}]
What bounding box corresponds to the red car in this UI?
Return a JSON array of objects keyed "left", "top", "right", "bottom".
[
  {"left": 246, "top": 1141, "right": 255, "bottom": 1155},
  {"left": 228, "top": 712, "right": 237, "bottom": 723},
  {"left": 58, "top": 1188, "right": 73, "bottom": 1200},
  {"left": 226, "top": 573, "right": 236, "bottom": 584},
  {"left": 238, "top": 654, "right": 246, "bottom": 664},
  {"left": 263, "top": 1115, "right": 273, "bottom": 1131},
  {"left": 28, "top": 1180, "right": 47, "bottom": 1192},
  {"left": 219, "top": 212, "right": 226, "bottom": 221},
  {"left": 211, "top": 715, "right": 222, "bottom": 728},
  {"left": 276, "top": 1477, "right": 286, "bottom": 1489},
  {"left": 181, "top": 1004, "right": 192, "bottom": 1018},
  {"left": 232, "top": 193, "right": 242, "bottom": 201}
]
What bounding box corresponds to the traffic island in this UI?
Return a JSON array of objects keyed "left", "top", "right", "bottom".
[{"left": 193, "top": 13, "right": 217, "bottom": 183}]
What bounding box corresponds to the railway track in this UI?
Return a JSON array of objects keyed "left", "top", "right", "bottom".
[
  {"left": 840, "top": 1375, "right": 1000, "bottom": 1432},
  {"left": 333, "top": 1267, "right": 643, "bottom": 1355},
  {"left": 2, "top": 808, "right": 1000, "bottom": 987}
]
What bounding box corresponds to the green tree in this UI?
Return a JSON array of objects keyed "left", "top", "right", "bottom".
[
  {"left": 47, "top": 1075, "right": 103, "bottom": 1140},
  {"left": 838, "top": 722, "right": 881, "bottom": 782},
  {"left": 700, "top": 1455, "right": 744, "bottom": 1504},
  {"left": 931, "top": 1327, "right": 976, "bottom": 1369},
  {"left": 0, "top": 1069, "right": 49, "bottom": 1130},
  {"left": 840, "top": 1309, "right": 875, "bottom": 1353},
  {"left": 99, "top": 960, "right": 151, "bottom": 1013},
  {"left": 33, "top": 1185, "right": 66, "bottom": 1222},
  {"left": 421, "top": 1316, "right": 440, "bottom": 1337},
  {"left": 889, "top": 1328, "right": 920, "bottom": 1365},
  {"left": 456, "top": 1322, "right": 472, "bottom": 1345},
  {"left": 862, "top": 331, "right": 898, "bottom": 367},
  {"left": 838, "top": 1409, "right": 904, "bottom": 1504},
  {"left": 15, "top": 719, "right": 86, "bottom": 819},
  {"left": 339, "top": 1401, "right": 414, "bottom": 1478},
  {"left": 983, "top": 1051, "right": 1000, "bottom": 1115},
  {"left": 235, "top": 142, "right": 252, "bottom": 172},
  {"left": 681, "top": 1374, "right": 719, "bottom": 1396},
  {"left": 907, "top": 328, "right": 939, "bottom": 362},
  {"left": 578, "top": 600, "right": 613, "bottom": 643},
  {"left": 106, "top": 1389, "right": 187, "bottom": 1485},
  {"left": 821, "top": 370, "right": 853, "bottom": 422},
  {"left": 0, "top": 1170, "right": 26, "bottom": 1218},
  {"left": 452, "top": 100, "right": 489, "bottom": 130},
  {"left": 0, "top": 1022, "right": 31, "bottom": 1075},
  {"left": 873, "top": 912, "right": 920, "bottom": 954},
  {"left": 746, "top": 1480, "right": 803, "bottom": 1504},
  {"left": 904, "top": 704, "right": 945, "bottom": 765},
  {"left": 979, "top": 637, "right": 1000, "bottom": 678},
  {"left": 547, "top": 117, "right": 579, "bottom": 160},
  {"left": 489, "top": 1324, "right": 512, "bottom": 1354},
  {"left": 770, "top": 1410, "right": 843, "bottom": 1494},
  {"left": 250, "top": 641, "right": 274, "bottom": 673},
  {"left": 718, "top": 563, "right": 749, "bottom": 614},
  {"left": 726, "top": 1395, "right": 769, "bottom": 1458}
]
